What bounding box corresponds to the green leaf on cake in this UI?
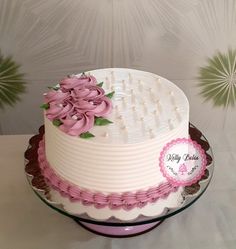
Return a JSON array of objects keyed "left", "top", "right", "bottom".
[
  {"left": 105, "top": 91, "right": 115, "bottom": 99},
  {"left": 97, "top": 82, "right": 104, "bottom": 87},
  {"left": 52, "top": 119, "right": 63, "bottom": 127},
  {"left": 47, "top": 86, "right": 60, "bottom": 91},
  {"left": 80, "top": 131, "right": 95, "bottom": 139},
  {"left": 94, "top": 117, "right": 113, "bottom": 126},
  {"left": 40, "top": 103, "right": 50, "bottom": 110}
]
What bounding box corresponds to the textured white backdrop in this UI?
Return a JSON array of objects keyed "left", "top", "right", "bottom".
[{"left": 0, "top": 0, "right": 236, "bottom": 134}]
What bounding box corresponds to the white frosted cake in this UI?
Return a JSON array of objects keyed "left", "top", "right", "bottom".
[{"left": 38, "top": 68, "right": 189, "bottom": 220}]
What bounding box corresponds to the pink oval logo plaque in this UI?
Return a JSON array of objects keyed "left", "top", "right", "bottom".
[{"left": 159, "top": 138, "right": 207, "bottom": 187}]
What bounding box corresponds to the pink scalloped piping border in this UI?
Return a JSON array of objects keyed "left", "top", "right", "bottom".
[
  {"left": 37, "top": 138, "right": 179, "bottom": 210},
  {"left": 159, "top": 138, "right": 207, "bottom": 187}
]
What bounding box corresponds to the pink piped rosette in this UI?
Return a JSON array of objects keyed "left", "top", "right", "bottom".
[{"left": 43, "top": 73, "right": 113, "bottom": 137}]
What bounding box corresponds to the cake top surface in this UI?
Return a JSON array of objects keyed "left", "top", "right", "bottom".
[{"left": 43, "top": 68, "right": 189, "bottom": 144}]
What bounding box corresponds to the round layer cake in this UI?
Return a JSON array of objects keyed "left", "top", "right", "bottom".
[{"left": 38, "top": 68, "right": 189, "bottom": 220}]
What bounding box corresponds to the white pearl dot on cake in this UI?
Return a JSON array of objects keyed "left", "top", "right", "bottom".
[
  {"left": 128, "top": 73, "right": 133, "bottom": 84},
  {"left": 131, "top": 95, "right": 136, "bottom": 104},
  {"left": 138, "top": 80, "right": 143, "bottom": 91},
  {"left": 171, "top": 97, "right": 176, "bottom": 105},
  {"left": 102, "top": 132, "right": 109, "bottom": 138},
  {"left": 150, "top": 92, "right": 155, "bottom": 102},
  {"left": 133, "top": 109, "right": 138, "bottom": 120},
  {"left": 154, "top": 114, "right": 159, "bottom": 125},
  {"left": 119, "top": 116, "right": 125, "bottom": 122},
  {"left": 43, "top": 93, "right": 47, "bottom": 96},
  {"left": 140, "top": 119, "right": 145, "bottom": 134},
  {"left": 115, "top": 109, "right": 120, "bottom": 117},
  {"left": 157, "top": 101, "right": 162, "bottom": 112},
  {"left": 175, "top": 108, "right": 182, "bottom": 122},
  {"left": 121, "top": 125, "right": 126, "bottom": 130},
  {"left": 175, "top": 107, "right": 180, "bottom": 112},
  {"left": 155, "top": 78, "right": 161, "bottom": 85},
  {"left": 122, "top": 80, "right": 126, "bottom": 90},
  {"left": 143, "top": 103, "right": 148, "bottom": 114},
  {"left": 168, "top": 119, "right": 174, "bottom": 130},
  {"left": 122, "top": 127, "right": 128, "bottom": 142},
  {"left": 72, "top": 115, "right": 77, "bottom": 120},
  {"left": 156, "top": 78, "right": 161, "bottom": 90},
  {"left": 149, "top": 129, "right": 155, "bottom": 138},
  {"left": 58, "top": 103, "right": 63, "bottom": 108},
  {"left": 111, "top": 71, "right": 115, "bottom": 83},
  {"left": 122, "top": 97, "right": 126, "bottom": 107},
  {"left": 105, "top": 77, "right": 110, "bottom": 88},
  {"left": 176, "top": 112, "right": 182, "bottom": 122}
]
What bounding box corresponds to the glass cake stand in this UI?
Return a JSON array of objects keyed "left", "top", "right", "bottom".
[{"left": 24, "top": 124, "right": 214, "bottom": 238}]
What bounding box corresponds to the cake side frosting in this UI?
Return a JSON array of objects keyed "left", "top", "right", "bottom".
[
  {"left": 44, "top": 116, "right": 188, "bottom": 192},
  {"left": 38, "top": 138, "right": 179, "bottom": 210}
]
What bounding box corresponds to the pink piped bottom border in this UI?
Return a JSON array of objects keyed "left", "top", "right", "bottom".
[{"left": 37, "top": 138, "right": 179, "bottom": 211}]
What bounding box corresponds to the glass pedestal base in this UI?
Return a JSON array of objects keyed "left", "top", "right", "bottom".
[{"left": 74, "top": 219, "right": 164, "bottom": 238}]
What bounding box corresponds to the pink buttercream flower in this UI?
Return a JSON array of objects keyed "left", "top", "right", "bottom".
[
  {"left": 60, "top": 74, "right": 97, "bottom": 90},
  {"left": 89, "top": 96, "right": 112, "bottom": 117},
  {"left": 46, "top": 102, "right": 74, "bottom": 120},
  {"left": 59, "top": 113, "right": 94, "bottom": 136},
  {"left": 71, "top": 85, "right": 105, "bottom": 100},
  {"left": 44, "top": 90, "right": 70, "bottom": 103},
  {"left": 44, "top": 73, "right": 113, "bottom": 137},
  {"left": 73, "top": 99, "right": 96, "bottom": 113},
  {"left": 72, "top": 96, "right": 112, "bottom": 117}
]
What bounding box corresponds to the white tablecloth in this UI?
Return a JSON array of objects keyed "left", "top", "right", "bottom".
[{"left": 0, "top": 132, "right": 235, "bottom": 249}]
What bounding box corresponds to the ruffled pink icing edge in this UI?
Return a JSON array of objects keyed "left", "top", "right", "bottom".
[{"left": 38, "top": 138, "right": 179, "bottom": 210}]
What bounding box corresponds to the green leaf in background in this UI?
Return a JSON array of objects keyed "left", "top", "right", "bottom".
[
  {"left": 52, "top": 119, "right": 63, "bottom": 126},
  {"left": 198, "top": 48, "right": 236, "bottom": 108},
  {"left": 105, "top": 91, "right": 115, "bottom": 99},
  {"left": 0, "top": 51, "right": 26, "bottom": 109},
  {"left": 97, "top": 82, "right": 104, "bottom": 87},
  {"left": 79, "top": 131, "right": 95, "bottom": 139},
  {"left": 40, "top": 103, "right": 50, "bottom": 110},
  {"left": 94, "top": 117, "right": 113, "bottom": 126}
]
